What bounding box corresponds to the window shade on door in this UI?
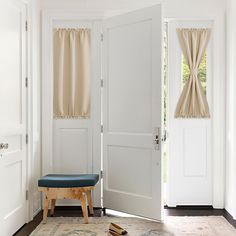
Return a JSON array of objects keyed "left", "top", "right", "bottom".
[
  {"left": 175, "top": 28, "right": 211, "bottom": 118},
  {"left": 53, "top": 29, "right": 91, "bottom": 118}
]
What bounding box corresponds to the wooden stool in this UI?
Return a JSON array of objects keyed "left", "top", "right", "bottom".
[{"left": 38, "top": 174, "right": 99, "bottom": 224}]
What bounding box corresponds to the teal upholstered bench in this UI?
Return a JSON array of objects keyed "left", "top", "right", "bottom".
[{"left": 38, "top": 174, "right": 99, "bottom": 224}]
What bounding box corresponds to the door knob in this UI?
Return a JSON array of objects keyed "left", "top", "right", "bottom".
[{"left": 0, "top": 143, "right": 8, "bottom": 149}]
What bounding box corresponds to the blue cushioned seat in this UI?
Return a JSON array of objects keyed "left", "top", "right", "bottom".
[{"left": 38, "top": 174, "right": 99, "bottom": 188}]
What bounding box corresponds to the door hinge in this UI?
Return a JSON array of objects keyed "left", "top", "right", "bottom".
[
  {"left": 101, "top": 33, "right": 104, "bottom": 41},
  {"left": 26, "top": 190, "right": 29, "bottom": 200},
  {"left": 101, "top": 79, "right": 104, "bottom": 87},
  {"left": 153, "top": 127, "right": 161, "bottom": 150},
  {"left": 101, "top": 125, "right": 103, "bottom": 133},
  {"left": 100, "top": 170, "right": 104, "bottom": 179},
  {"left": 26, "top": 134, "right": 28, "bottom": 144},
  {"left": 25, "top": 21, "right": 28, "bottom": 32},
  {"left": 162, "top": 129, "right": 168, "bottom": 142},
  {"left": 25, "top": 77, "right": 28, "bottom": 88}
]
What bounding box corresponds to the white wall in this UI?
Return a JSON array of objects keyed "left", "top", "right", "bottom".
[
  {"left": 36, "top": 0, "right": 226, "bottom": 212},
  {"left": 225, "top": 0, "right": 236, "bottom": 220},
  {"left": 40, "top": 0, "right": 224, "bottom": 14}
]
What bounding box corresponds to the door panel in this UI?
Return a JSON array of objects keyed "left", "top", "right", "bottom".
[
  {"left": 53, "top": 121, "right": 92, "bottom": 175},
  {"left": 107, "top": 146, "right": 152, "bottom": 197},
  {"left": 103, "top": 5, "right": 163, "bottom": 220},
  {"left": 183, "top": 128, "right": 207, "bottom": 177},
  {"left": 0, "top": 0, "right": 27, "bottom": 235},
  {"left": 0, "top": 2, "right": 23, "bottom": 124},
  {"left": 107, "top": 20, "right": 152, "bottom": 133},
  {"left": 53, "top": 120, "right": 93, "bottom": 206}
]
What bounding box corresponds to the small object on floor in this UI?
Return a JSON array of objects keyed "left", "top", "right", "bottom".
[
  {"left": 108, "top": 232, "right": 128, "bottom": 236},
  {"left": 38, "top": 174, "right": 99, "bottom": 224},
  {"left": 108, "top": 232, "right": 121, "bottom": 236},
  {"left": 109, "top": 223, "right": 128, "bottom": 235}
]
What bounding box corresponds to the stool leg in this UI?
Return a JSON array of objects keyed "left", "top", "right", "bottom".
[
  {"left": 87, "top": 190, "right": 94, "bottom": 215},
  {"left": 43, "top": 196, "right": 49, "bottom": 224},
  {"left": 80, "top": 193, "right": 89, "bottom": 224},
  {"left": 50, "top": 199, "right": 56, "bottom": 216}
]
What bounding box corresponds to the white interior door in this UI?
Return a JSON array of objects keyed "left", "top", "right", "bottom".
[
  {"left": 0, "top": 0, "right": 27, "bottom": 235},
  {"left": 167, "top": 20, "right": 213, "bottom": 207},
  {"left": 102, "top": 5, "right": 163, "bottom": 220}
]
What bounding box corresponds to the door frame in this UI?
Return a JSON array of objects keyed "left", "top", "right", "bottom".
[
  {"left": 25, "top": 0, "right": 36, "bottom": 222},
  {"left": 41, "top": 7, "right": 165, "bottom": 216},
  {"left": 40, "top": 11, "right": 225, "bottom": 219},
  {"left": 41, "top": 10, "right": 106, "bottom": 208}
]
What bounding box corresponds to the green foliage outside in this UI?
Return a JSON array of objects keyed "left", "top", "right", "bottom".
[{"left": 182, "top": 53, "right": 207, "bottom": 94}]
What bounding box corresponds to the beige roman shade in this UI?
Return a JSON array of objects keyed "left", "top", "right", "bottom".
[
  {"left": 53, "top": 29, "right": 91, "bottom": 118},
  {"left": 175, "top": 28, "right": 211, "bottom": 118}
]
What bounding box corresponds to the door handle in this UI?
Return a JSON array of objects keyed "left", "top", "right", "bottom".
[{"left": 0, "top": 143, "right": 8, "bottom": 149}]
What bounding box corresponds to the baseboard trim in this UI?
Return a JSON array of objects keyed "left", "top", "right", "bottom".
[
  {"left": 223, "top": 209, "right": 236, "bottom": 228},
  {"left": 33, "top": 207, "right": 42, "bottom": 218},
  {"left": 165, "top": 205, "right": 213, "bottom": 210}
]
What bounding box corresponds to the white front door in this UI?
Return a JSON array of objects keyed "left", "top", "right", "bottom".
[
  {"left": 102, "top": 5, "right": 163, "bottom": 220},
  {"left": 0, "top": 0, "right": 27, "bottom": 235},
  {"left": 167, "top": 20, "right": 213, "bottom": 207}
]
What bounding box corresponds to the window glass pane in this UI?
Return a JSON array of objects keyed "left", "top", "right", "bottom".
[{"left": 182, "top": 52, "right": 207, "bottom": 95}]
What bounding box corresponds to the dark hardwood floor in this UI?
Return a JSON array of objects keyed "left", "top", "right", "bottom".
[{"left": 14, "top": 206, "right": 236, "bottom": 236}]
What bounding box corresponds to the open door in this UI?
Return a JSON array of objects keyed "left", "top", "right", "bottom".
[
  {"left": 0, "top": 0, "right": 27, "bottom": 235},
  {"left": 102, "top": 5, "right": 163, "bottom": 220}
]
